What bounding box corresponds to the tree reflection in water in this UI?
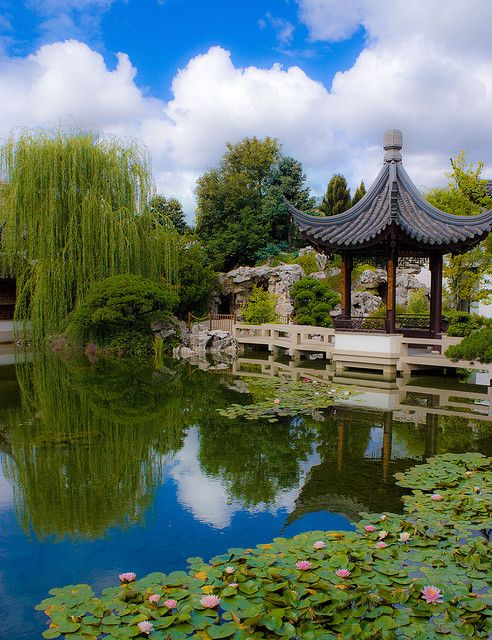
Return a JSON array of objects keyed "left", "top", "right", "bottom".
[
  {"left": 1, "top": 355, "right": 318, "bottom": 540},
  {"left": 1, "top": 354, "right": 189, "bottom": 540},
  {"left": 197, "top": 415, "right": 317, "bottom": 507}
]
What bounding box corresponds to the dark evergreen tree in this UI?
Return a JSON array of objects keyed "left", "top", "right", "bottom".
[
  {"left": 319, "top": 174, "right": 352, "bottom": 215},
  {"left": 352, "top": 180, "right": 366, "bottom": 206},
  {"left": 150, "top": 195, "right": 188, "bottom": 234}
]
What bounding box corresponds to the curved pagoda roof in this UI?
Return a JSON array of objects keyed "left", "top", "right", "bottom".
[{"left": 286, "top": 130, "right": 492, "bottom": 255}]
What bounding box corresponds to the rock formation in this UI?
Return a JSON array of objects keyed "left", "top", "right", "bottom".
[
  {"left": 214, "top": 263, "right": 304, "bottom": 319},
  {"left": 173, "top": 321, "right": 237, "bottom": 358}
]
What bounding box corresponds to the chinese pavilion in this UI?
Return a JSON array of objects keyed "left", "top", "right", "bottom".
[{"left": 286, "top": 130, "right": 492, "bottom": 337}]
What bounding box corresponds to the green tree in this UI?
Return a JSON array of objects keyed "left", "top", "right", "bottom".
[
  {"left": 67, "top": 274, "right": 178, "bottom": 355},
  {"left": 352, "top": 180, "right": 366, "bottom": 206},
  {"left": 242, "top": 285, "right": 278, "bottom": 324},
  {"left": 195, "top": 137, "right": 315, "bottom": 270},
  {"left": 446, "top": 311, "right": 487, "bottom": 337},
  {"left": 150, "top": 195, "right": 188, "bottom": 234},
  {"left": 446, "top": 323, "right": 492, "bottom": 363},
  {"left": 0, "top": 131, "right": 179, "bottom": 342},
  {"left": 442, "top": 247, "right": 492, "bottom": 310},
  {"left": 319, "top": 174, "right": 352, "bottom": 215},
  {"left": 176, "top": 236, "right": 218, "bottom": 318},
  {"left": 291, "top": 277, "right": 340, "bottom": 327},
  {"left": 426, "top": 152, "right": 492, "bottom": 310},
  {"left": 261, "top": 156, "right": 317, "bottom": 247}
]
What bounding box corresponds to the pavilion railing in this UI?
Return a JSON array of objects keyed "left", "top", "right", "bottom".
[
  {"left": 332, "top": 315, "right": 387, "bottom": 332},
  {"left": 395, "top": 314, "right": 430, "bottom": 330},
  {"left": 333, "top": 314, "right": 436, "bottom": 333}
]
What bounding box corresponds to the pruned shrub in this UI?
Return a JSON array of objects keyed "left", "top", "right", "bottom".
[
  {"left": 67, "top": 274, "right": 178, "bottom": 356},
  {"left": 291, "top": 277, "right": 339, "bottom": 327},
  {"left": 445, "top": 324, "right": 492, "bottom": 363},
  {"left": 446, "top": 311, "right": 488, "bottom": 337}
]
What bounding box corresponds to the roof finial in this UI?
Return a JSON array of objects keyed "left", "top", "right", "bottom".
[{"left": 383, "top": 129, "right": 403, "bottom": 163}]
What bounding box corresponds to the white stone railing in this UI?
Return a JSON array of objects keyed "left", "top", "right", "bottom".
[{"left": 234, "top": 323, "right": 335, "bottom": 357}]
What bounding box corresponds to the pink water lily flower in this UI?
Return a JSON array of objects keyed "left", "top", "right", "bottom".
[
  {"left": 364, "top": 525, "right": 376, "bottom": 532},
  {"left": 224, "top": 566, "right": 235, "bottom": 574},
  {"left": 473, "top": 486, "right": 481, "bottom": 493},
  {"left": 164, "top": 599, "right": 177, "bottom": 609},
  {"left": 200, "top": 595, "right": 221, "bottom": 608},
  {"left": 376, "top": 541, "right": 387, "bottom": 548},
  {"left": 378, "top": 530, "right": 388, "bottom": 539},
  {"left": 335, "top": 569, "right": 351, "bottom": 578},
  {"left": 421, "top": 585, "right": 443, "bottom": 604},
  {"left": 431, "top": 494, "right": 442, "bottom": 501},
  {"left": 313, "top": 540, "right": 326, "bottom": 549},
  {"left": 137, "top": 621, "right": 154, "bottom": 635},
  {"left": 273, "top": 399, "right": 280, "bottom": 404},
  {"left": 119, "top": 572, "right": 136, "bottom": 583},
  {"left": 295, "top": 560, "right": 313, "bottom": 571},
  {"left": 228, "top": 583, "right": 239, "bottom": 588},
  {"left": 148, "top": 594, "right": 160, "bottom": 603},
  {"left": 399, "top": 532, "right": 411, "bottom": 542}
]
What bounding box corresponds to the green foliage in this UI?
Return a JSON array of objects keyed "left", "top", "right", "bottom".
[
  {"left": 352, "top": 180, "right": 366, "bottom": 206},
  {"left": 406, "top": 288, "right": 430, "bottom": 315},
  {"left": 195, "top": 138, "right": 316, "bottom": 270},
  {"left": 67, "top": 274, "right": 178, "bottom": 356},
  {"left": 446, "top": 311, "right": 488, "bottom": 337},
  {"left": 176, "top": 236, "right": 219, "bottom": 318},
  {"left": 426, "top": 152, "right": 492, "bottom": 309},
  {"left": 291, "top": 277, "right": 340, "bottom": 327},
  {"left": 449, "top": 150, "right": 492, "bottom": 208},
  {"left": 0, "top": 131, "right": 179, "bottom": 342},
  {"left": 218, "top": 377, "right": 353, "bottom": 422},
  {"left": 442, "top": 246, "right": 492, "bottom": 310},
  {"left": 256, "top": 247, "right": 319, "bottom": 275},
  {"left": 369, "top": 290, "right": 429, "bottom": 322},
  {"left": 255, "top": 242, "right": 290, "bottom": 264},
  {"left": 150, "top": 195, "right": 189, "bottom": 234},
  {"left": 446, "top": 324, "right": 492, "bottom": 363},
  {"left": 294, "top": 252, "right": 319, "bottom": 275},
  {"left": 241, "top": 285, "right": 278, "bottom": 324},
  {"left": 319, "top": 174, "right": 352, "bottom": 215},
  {"left": 37, "top": 453, "right": 492, "bottom": 640}
]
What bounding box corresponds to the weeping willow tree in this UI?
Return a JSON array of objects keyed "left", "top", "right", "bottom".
[{"left": 0, "top": 131, "right": 179, "bottom": 341}]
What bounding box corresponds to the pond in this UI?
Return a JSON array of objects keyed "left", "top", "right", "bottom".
[{"left": 0, "top": 351, "right": 491, "bottom": 639}]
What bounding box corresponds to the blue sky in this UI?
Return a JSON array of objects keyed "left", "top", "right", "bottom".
[
  {"left": 1, "top": 0, "right": 366, "bottom": 99},
  {"left": 0, "top": 1, "right": 490, "bottom": 214}
]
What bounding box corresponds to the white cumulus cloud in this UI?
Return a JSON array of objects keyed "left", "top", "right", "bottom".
[{"left": 0, "top": 1, "right": 492, "bottom": 218}]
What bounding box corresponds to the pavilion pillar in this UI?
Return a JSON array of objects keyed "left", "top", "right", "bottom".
[
  {"left": 386, "top": 252, "right": 397, "bottom": 333},
  {"left": 337, "top": 423, "right": 345, "bottom": 472},
  {"left": 340, "top": 254, "right": 352, "bottom": 318},
  {"left": 429, "top": 254, "right": 443, "bottom": 336},
  {"left": 382, "top": 412, "right": 393, "bottom": 483}
]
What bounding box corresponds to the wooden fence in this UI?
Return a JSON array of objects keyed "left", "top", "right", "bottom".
[{"left": 187, "top": 313, "right": 236, "bottom": 332}]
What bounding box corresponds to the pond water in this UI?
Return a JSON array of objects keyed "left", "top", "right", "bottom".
[{"left": 0, "top": 351, "right": 491, "bottom": 639}]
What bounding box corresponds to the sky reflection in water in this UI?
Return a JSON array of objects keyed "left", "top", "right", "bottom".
[{"left": 0, "top": 353, "right": 491, "bottom": 639}]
